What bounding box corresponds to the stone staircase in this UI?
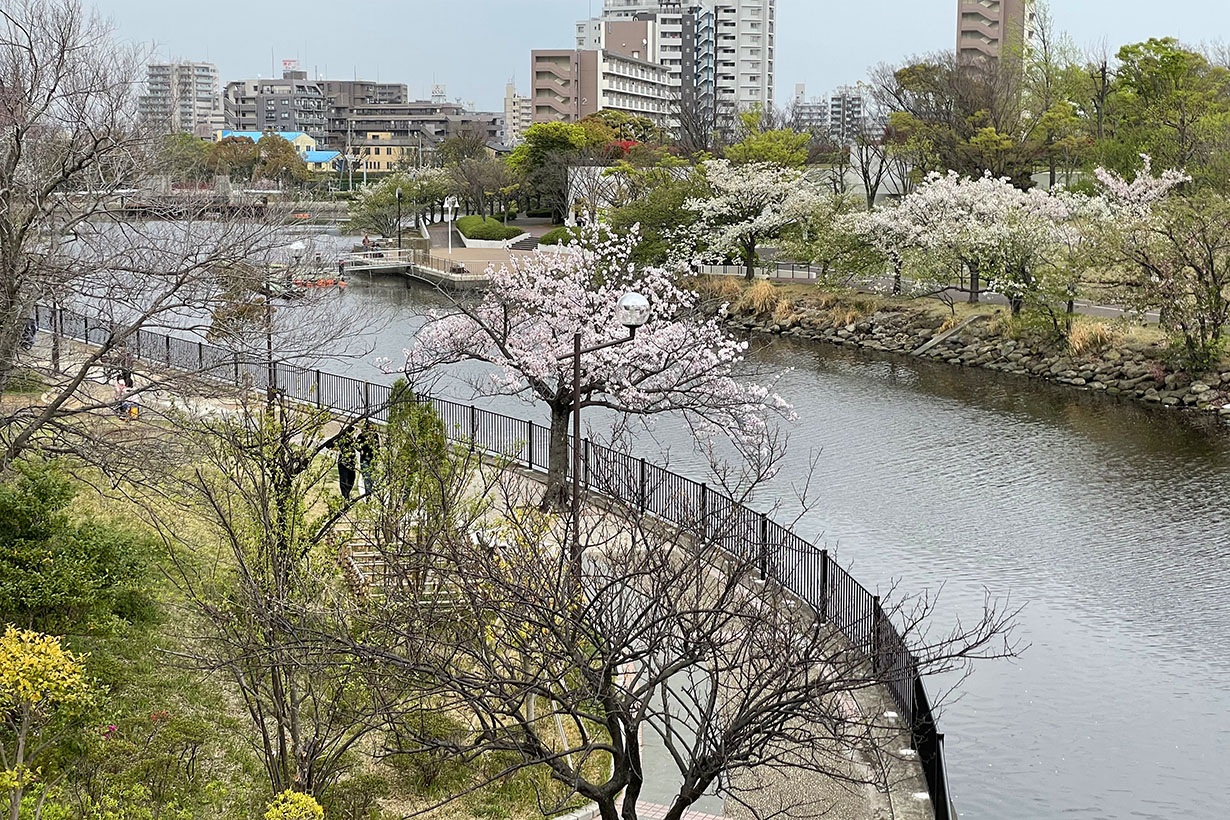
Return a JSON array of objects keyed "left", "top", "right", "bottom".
[
  {"left": 509, "top": 235, "right": 540, "bottom": 251},
  {"left": 336, "top": 529, "right": 465, "bottom": 607}
]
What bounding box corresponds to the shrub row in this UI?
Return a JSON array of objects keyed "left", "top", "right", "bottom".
[{"left": 455, "top": 215, "right": 523, "bottom": 241}]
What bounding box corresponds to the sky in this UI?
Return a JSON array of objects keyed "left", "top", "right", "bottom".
[{"left": 90, "top": 0, "right": 1230, "bottom": 111}]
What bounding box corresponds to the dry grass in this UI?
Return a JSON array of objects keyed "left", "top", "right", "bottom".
[
  {"left": 938, "top": 314, "right": 963, "bottom": 334},
  {"left": 1068, "top": 320, "right": 1123, "bottom": 357},
  {"left": 771, "top": 298, "right": 798, "bottom": 326},
  {"left": 696, "top": 275, "right": 743, "bottom": 301},
  {"left": 734, "top": 280, "right": 780, "bottom": 316}
]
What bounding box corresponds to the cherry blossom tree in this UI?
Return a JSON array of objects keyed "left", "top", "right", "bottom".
[
  {"left": 685, "top": 160, "right": 822, "bottom": 279},
  {"left": 406, "top": 227, "right": 791, "bottom": 509},
  {"left": 1094, "top": 154, "right": 1191, "bottom": 215},
  {"left": 878, "top": 171, "right": 1091, "bottom": 313}
]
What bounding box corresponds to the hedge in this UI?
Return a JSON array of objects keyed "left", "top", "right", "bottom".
[
  {"left": 538, "top": 227, "right": 581, "bottom": 246},
  {"left": 455, "top": 215, "right": 523, "bottom": 242}
]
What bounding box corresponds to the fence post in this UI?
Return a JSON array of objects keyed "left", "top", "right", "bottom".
[
  {"left": 819, "top": 549, "right": 829, "bottom": 623},
  {"left": 197, "top": 341, "right": 204, "bottom": 370},
  {"left": 272, "top": 361, "right": 279, "bottom": 394},
  {"left": 758, "top": 513, "right": 768, "bottom": 578},
  {"left": 469, "top": 405, "right": 477, "bottom": 450},
  {"left": 232, "top": 353, "right": 240, "bottom": 384},
  {"left": 583, "top": 439, "right": 590, "bottom": 488},
  {"left": 527, "top": 420, "right": 534, "bottom": 468},
  {"left": 936, "top": 733, "right": 948, "bottom": 818},
  {"left": 314, "top": 370, "right": 322, "bottom": 407},
  {"left": 363, "top": 381, "right": 371, "bottom": 416},
  {"left": 83, "top": 315, "right": 89, "bottom": 342},
  {"left": 164, "top": 335, "right": 171, "bottom": 366},
  {"left": 699, "top": 482, "right": 708, "bottom": 542},
  {"left": 638, "top": 457, "right": 647, "bottom": 510},
  {"left": 872, "top": 595, "right": 882, "bottom": 672}
]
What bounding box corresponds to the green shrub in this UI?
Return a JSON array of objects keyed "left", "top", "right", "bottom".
[
  {"left": 455, "top": 215, "right": 522, "bottom": 242},
  {"left": 538, "top": 226, "right": 581, "bottom": 246}
]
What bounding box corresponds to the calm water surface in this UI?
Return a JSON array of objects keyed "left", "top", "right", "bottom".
[{"left": 335, "top": 276, "right": 1230, "bottom": 820}]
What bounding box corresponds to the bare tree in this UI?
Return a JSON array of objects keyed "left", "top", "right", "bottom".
[
  {"left": 850, "top": 120, "right": 890, "bottom": 209},
  {"left": 0, "top": 0, "right": 301, "bottom": 476},
  {"left": 143, "top": 395, "right": 410, "bottom": 797},
  {"left": 451, "top": 156, "right": 510, "bottom": 218},
  {"left": 342, "top": 466, "right": 1016, "bottom": 820},
  {"left": 670, "top": 86, "right": 736, "bottom": 157}
]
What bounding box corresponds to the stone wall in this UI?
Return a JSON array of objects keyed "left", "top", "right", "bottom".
[{"left": 721, "top": 305, "right": 1230, "bottom": 423}]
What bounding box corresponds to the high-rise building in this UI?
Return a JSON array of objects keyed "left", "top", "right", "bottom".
[
  {"left": 572, "top": 0, "right": 773, "bottom": 132},
  {"left": 530, "top": 46, "right": 673, "bottom": 127},
  {"left": 957, "top": 0, "right": 1036, "bottom": 62},
  {"left": 223, "top": 69, "right": 327, "bottom": 144},
  {"left": 791, "top": 84, "right": 826, "bottom": 132},
  {"left": 503, "top": 82, "right": 534, "bottom": 146},
  {"left": 139, "top": 61, "right": 223, "bottom": 138},
  {"left": 828, "top": 85, "right": 867, "bottom": 144}
]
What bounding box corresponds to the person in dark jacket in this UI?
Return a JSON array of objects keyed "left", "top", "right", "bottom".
[
  {"left": 327, "top": 424, "right": 358, "bottom": 501},
  {"left": 356, "top": 422, "right": 379, "bottom": 496}
]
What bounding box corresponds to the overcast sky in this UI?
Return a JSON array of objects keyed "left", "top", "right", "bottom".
[{"left": 92, "top": 0, "right": 1230, "bottom": 111}]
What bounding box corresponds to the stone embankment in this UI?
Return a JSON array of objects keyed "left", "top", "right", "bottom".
[{"left": 722, "top": 305, "right": 1230, "bottom": 423}]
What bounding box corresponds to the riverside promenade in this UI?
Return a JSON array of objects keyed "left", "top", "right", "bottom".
[{"left": 29, "top": 309, "right": 954, "bottom": 820}]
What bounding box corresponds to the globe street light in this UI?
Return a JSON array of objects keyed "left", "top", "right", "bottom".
[
  {"left": 558, "top": 291, "right": 651, "bottom": 563},
  {"left": 395, "top": 186, "right": 403, "bottom": 252}
]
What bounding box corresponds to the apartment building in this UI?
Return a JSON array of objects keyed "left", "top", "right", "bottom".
[
  {"left": 223, "top": 69, "right": 327, "bottom": 144},
  {"left": 317, "top": 79, "right": 407, "bottom": 109},
  {"left": 828, "top": 85, "right": 867, "bottom": 144},
  {"left": 503, "top": 83, "right": 534, "bottom": 146},
  {"left": 531, "top": 45, "right": 673, "bottom": 127},
  {"left": 579, "top": 0, "right": 772, "bottom": 117},
  {"left": 325, "top": 99, "right": 503, "bottom": 170},
  {"left": 957, "top": 0, "right": 1036, "bottom": 62},
  {"left": 791, "top": 84, "right": 827, "bottom": 132},
  {"left": 139, "top": 61, "right": 224, "bottom": 137}
]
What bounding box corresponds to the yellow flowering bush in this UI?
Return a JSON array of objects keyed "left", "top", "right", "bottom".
[
  {"left": 264, "top": 790, "right": 324, "bottom": 820},
  {"left": 0, "top": 627, "right": 90, "bottom": 713}
]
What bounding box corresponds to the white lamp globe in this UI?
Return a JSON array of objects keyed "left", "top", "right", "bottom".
[{"left": 616, "top": 292, "right": 651, "bottom": 329}]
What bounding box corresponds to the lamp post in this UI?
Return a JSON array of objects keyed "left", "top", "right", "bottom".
[
  {"left": 444, "top": 196, "right": 458, "bottom": 254},
  {"left": 395, "top": 186, "right": 403, "bottom": 254},
  {"left": 557, "top": 291, "right": 651, "bottom": 563}
]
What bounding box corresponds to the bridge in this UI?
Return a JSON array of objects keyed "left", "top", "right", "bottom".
[{"left": 339, "top": 248, "right": 491, "bottom": 289}]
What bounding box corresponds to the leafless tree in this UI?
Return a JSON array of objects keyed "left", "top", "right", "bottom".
[
  {"left": 0, "top": 0, "right": 338, "bottom": 477},
  {"left": 670, "top": 87, "right": 737, "bottom": 157},
  {"left": 338, "top": 463, "right": 1017, "bottom": 820},
  {"left": 139, "top": 394, "right": 415, "bottom": 797},
  {"left": 850, "top": 119, "right": 890, "bottom": 209},
  {"left": 451, "top": 155, "right": 510, "bottom": 218}
]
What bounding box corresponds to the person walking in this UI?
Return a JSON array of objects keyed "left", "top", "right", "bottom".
[
  {"left": 356, "top": 422, "right": 379, "bottom": 496},
  {"left": 327, "top": 424, "right": 358, "bottom": 501},
  {"left": 117, "top": 346, "right": 135, "bottom": 389}
]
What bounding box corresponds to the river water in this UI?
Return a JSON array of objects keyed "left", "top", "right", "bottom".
[{"left": 331, "top": 275, "right": 1230, "bottom": 820}]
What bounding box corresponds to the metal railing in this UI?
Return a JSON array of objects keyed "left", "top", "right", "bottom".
[{"left": 36, "top": 303, "right": 956, "bottom": 819}]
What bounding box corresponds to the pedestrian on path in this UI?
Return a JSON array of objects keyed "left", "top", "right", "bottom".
[
  {"left": 327, "top": 424, "right": 358, "bottom": 501},
  {"left": 356, "top": 422, "right": 379, "bottom": 496}
]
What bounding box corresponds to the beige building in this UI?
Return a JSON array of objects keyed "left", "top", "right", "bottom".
[
  {"left": 531, "top": 22, "right": 673, "bottom": 128},
  {"left": 503, "top": 83, "right": 534, "bottom": 146},
  {"left": 139, "top": 61, "right": 224, "bottom": 137},
  {"left": 957, "top": 0, "right": 1036, "bottom": 62}
]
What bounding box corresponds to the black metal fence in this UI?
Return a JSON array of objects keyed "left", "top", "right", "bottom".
[{"left": 37, "top": 303, "right": 956, "bottom": 819}]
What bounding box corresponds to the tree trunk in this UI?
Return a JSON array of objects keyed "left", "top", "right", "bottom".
[
  {"left": 541, "top": 401, "right": 572, "bottom": 512},
  {"left": 743, "top": 240, "right": 757, "bottom": 281},
  {"left": 968, "top": 266, "right": 981, "bottom": 304}
]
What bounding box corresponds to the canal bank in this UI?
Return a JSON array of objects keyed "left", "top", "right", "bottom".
[{"left": 706, "top": 280, "right": 1230, "bottom": 425}]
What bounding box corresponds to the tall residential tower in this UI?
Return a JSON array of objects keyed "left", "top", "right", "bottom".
[
  {"left": 138, "top": 61, "right": 224, "bottom": 137},
  {"left": 957, "top": 0, "right": 1036, "bottom": 62}
]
